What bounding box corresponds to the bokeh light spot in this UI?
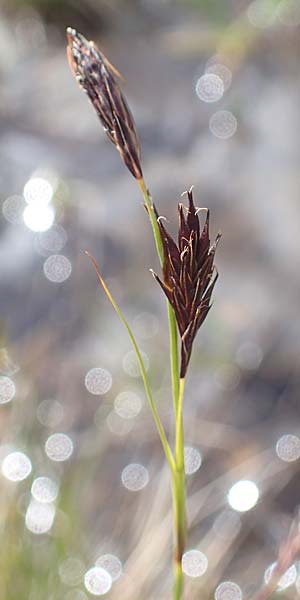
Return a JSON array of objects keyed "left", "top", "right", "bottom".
[
  {"left": 84, "top": 567, "right": 112, "bottom": 596},
  {"left": 105, "top": 410, "right": 134, "bottom": 436},
  {"left": 85, "top": 368, "right": 113, "bottom": 395},
  {"left": 2, "top": 451, "right": 32, "bottom": 481},
  {"left": 206, "top": 63, "right": 232, "bottom": 91},
  {"left": 247, "top": 0, "right": 276, "bottom": 28},
  {"left": 122, "top": 350, "right": 149, "bottom": 378},
  {"left": 184, "top": 446, "right": 202, "bottom": 475},
  {"left": 37, "top": 225, "right": 68, "bottom": 254},
  {"left": 235, "top": 341, "right": 263, "bottom": 370},
  {"left": 59, "top": 557, "right": 85, "bottom": 586},
  {"left": 37, "top": 399, "right": 64, "bottom": 427},
  {"left": 276, "top": 434, "right": 300, "bottom": 462},
  {"left": 43, "top": 254, "right": 72, "bottom": 283},
  {"left": 277, "top": 0, "right": 300, "bottom": 26},
  {"left": 2, "top": 195, "right": 24, "bottom": 224},
  {"left": 23, "top": 202, "right": 55, "bottom": 232},
  {"left": 264, "top": 562, "right": 297, "bottom": 590},
  {"left": 227, "top": 480, "right": 259, "bottom": 512},
  {"left": 23, "top": 176, "right": 53, "bottom": 205},
  {"left": 195, "top": 74, "right": 224, "bottom": 103},
  {"left": 182, "top": 550, "right": 208, "bottom": 577},
  {"left": 215, "top": 581, "right": 242, "bottom": 600},
  {"left": 133, "top": 312, "right": 159, "bottom": 339},
  {"left": 95, "top": 554, "right": 122, "bottom": 582},
  {"left": 31, "top": 476, "right": 58, "bottom": 503},
  {"left": 114, "top": 391, "right": 142, "bottom": 419},
  {"left": 0, "top": 376, "right": 16, "bottom": 404},
  {"left": 0, "top": 349, "right": 19, "bottom": 377},
  {"left": 45, "top": 433, "right": 73, "bottom": 462},
  {"left": 25, "top": 499, "right": 55, "bottom": 534},
  {"left": 209, "top": 110, "right": 237, "bottom": 139},
  {"left": 121, "top": 463, "right": 149, "bottom": 491}
]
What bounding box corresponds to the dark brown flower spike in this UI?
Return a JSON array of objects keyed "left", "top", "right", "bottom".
[
  {"left": 152, "top": 188, "right": 220, "bottom": 377},
  {"left": 66, "top": 27, "right": 143, "bottom": 180}
]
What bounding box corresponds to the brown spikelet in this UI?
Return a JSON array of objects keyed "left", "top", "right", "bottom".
[
  {"left": 66, "top": 27, "right": 143, "bottom": 180},
  {"left": 152, "top": 189, "right": 220, "bottom": 377}
]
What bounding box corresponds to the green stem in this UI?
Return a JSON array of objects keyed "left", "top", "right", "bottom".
[
  {"left": 138, "top": 178, "right": 180, "bottom": 415},
  {"left": 138, "top": 178, "right": 164, "bottom": 265},
  {"left": 175, "top": 378, "right": 185, "bottom": 470},
  {"left": 167, "top": 302, "right": 180, "bottom": 417},
  {"left": 137, "top": 178, "right": 184, "bottom": 599},
  {"left": 174, "top": 556, "right": 184, "bottom": 600},
  {"left": 173, "top": 377, "right": 186, "bottom": 600}
]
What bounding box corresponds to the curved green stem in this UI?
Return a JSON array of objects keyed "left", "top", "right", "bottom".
[
  {"left": 86, "top": 251, "right": 176, "bottom": 474},
  {"left": 138, "top": 178, "right": 180, "bottom": 415}
]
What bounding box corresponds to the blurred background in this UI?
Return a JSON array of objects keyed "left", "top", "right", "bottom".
[{"left": 1, "top": 0, "right": 300, "bottom": 598}]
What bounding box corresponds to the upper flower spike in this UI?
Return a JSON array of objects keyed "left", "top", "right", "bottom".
[
  {"left": 152, "top": 189, "right": 221, "bottom": 377},
  {"left": 66, "top": 27, "right": 143, "bottom": 180}
]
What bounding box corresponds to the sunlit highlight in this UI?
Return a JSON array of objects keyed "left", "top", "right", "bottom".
[
  {"left": 264, "top": 562, "right": 297, "bottom": 590},
  {"left": 182, "top": 549, "right": 208, "bottom": 577},
  {"left": 195, "top": 73, "right": 224, "bottom": 103},
  {"left": 85, "top": 367, "right": 113, "bottom": 395},
  {"left": 184, "top": 446, "right": 202, "bottom": 475},
  {"left": 31, "top": 476, "right": 59, "bottom": 503},
  {"left": 215, "top": 581, "right": 242, "bottom": 600},
  {"left": 2, "top": 451, "right": 32, "bottom": 481},
  {"left": 227, "top": 480, "right": 259, "bottom": 512},
  {"left": 25, "top": 499, "right": 55, "bottom": 534},
  {"left": 45, "top": 433, "right": 74, "bottom": 462},
  {"left": 95, "top": 554, "right": 122, "bottom": 582},
  {"left": 23, "top": 201, "right": 55, "bottom": 232},
  {"left": 0, "top": 376, "right": 16, "bottom": 404},
  {"left": 84, "top": 567, "right": 112, "bottom": 596},
  {"left": 43, "top": 254, "right": 72, "bottom": 283},
  {"left": 121, "top": 463, "right": 149, "bottom": 491},
  {"left": 276, "top": 434, "right": 300, "bottom": 462},
  {"left": 23, "top": 176, "right": 53, "bottom": 205},
  {"left": 206, "top": 63, "right": 232, "bottom": 92}
]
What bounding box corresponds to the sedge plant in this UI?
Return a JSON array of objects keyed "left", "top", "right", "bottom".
[{"left": 66, "top": 28, "right": 220, "bottom": 600}]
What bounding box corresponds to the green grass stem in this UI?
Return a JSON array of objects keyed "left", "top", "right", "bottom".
[
  {"left": 138, "top": 178, "right": 180, "bottom": 416},
  {"left": 173, "top": 377, "right": 186, "bottom": 600}
]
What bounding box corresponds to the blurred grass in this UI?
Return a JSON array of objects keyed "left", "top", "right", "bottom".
[{"left": 1, "top": 0, "right": 300, "bottom": 598}]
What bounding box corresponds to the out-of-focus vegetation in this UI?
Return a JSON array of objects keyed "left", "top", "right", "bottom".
[{"left": 1, "top": 0, "right": 300, "bottom": 598}]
